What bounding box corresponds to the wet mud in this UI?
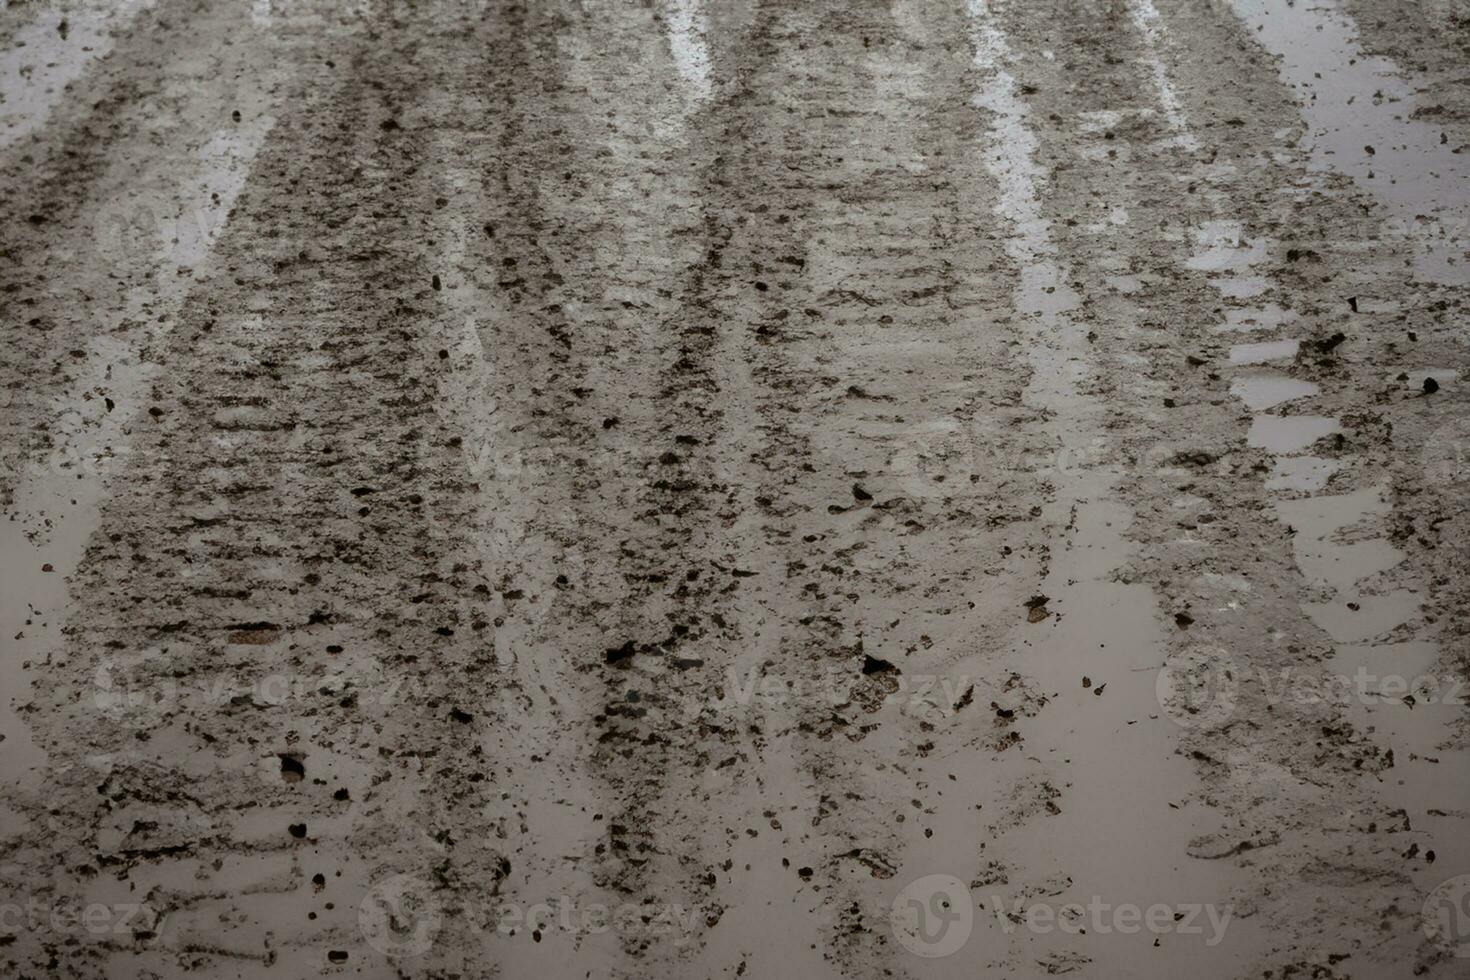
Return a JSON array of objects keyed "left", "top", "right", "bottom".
[{"left": 1, "top": 0, "right": 1468, "bottom": 978}]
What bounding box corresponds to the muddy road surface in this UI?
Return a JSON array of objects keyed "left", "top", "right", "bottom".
[{"left": 2, "top": 0, "right": 1469, "bottom": 977}]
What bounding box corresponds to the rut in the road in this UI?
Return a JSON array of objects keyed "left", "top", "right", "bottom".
[{"left": 2, "top": 0, "right": 1468, "bottom": 978}]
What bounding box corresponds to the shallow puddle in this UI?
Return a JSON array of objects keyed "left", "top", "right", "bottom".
[
  {"left": 1185, "top": 220, "right": 1268, "bottom": 274},
  {"left": 0, "top": 1, "right": 153, "bottom": 150},
  {"left": 1229, "top": 0, "right": 1470, "bottom": 282},
  {"left": 1230, "top": 373, "right": 1319, "bottom": 411},
  {"left": 1229, "top": 339, "right": 1299, "bottom": 365},
  {"left": 1213, "top": 275, "right": 1270, "bottom": 299},
  {"left": 1246, "top": 414, "right": 1339, "bottom": 453},
  {"left": 663, "top": 0, "right": 713, "bottom": 104},
  {"left": 1220, "top": 305, "right": 1297, "bottom": 333},
  {"left": 926, "top": 6, "right": 1263, "bottom": 975},
  {"left": 1265, "top": 456, "right": 1342, "bottom": 493}
]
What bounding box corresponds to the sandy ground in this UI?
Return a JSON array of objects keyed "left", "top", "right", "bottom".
[{"left": 1, "top": 0, "right": 1468, "bottom": 977}]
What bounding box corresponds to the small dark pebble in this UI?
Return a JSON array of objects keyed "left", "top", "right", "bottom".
[
  {"left": 862, "top": 654, "right": 898, "bottom": 675},
  {"left": 279, "top": 754, "right": 305, "bottom": 781}
]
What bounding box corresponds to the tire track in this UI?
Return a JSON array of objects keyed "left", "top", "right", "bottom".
[
  {"left": 1033, "top": 0, "right": 1470, "bottom": 972},
  {"left": 943, "top": 3, "right": 1257, "bottom": 976},
  {"left": 1230, "top": 0, "right": 1470, "bottom": 283},
  {"left": 1, "top": 6, "right": 514, "bottom": 975},
  {"left": 0, "top": 0, "right": 154, "bottom": 151},
  {"left": 0, "top": 0, "right": 287, "bottom": 504},
  {"left": 445, "top": 0, "right": 723, "bottom": 973},
  {"left": 671, "top": 1, "right": 1041, "bottom": 976},
  {"left": 2, "top": 1, "right": 1465, "bottom": 977},
  {"left": 1, "top": 0, "right": 299, "bottom": 834}
]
